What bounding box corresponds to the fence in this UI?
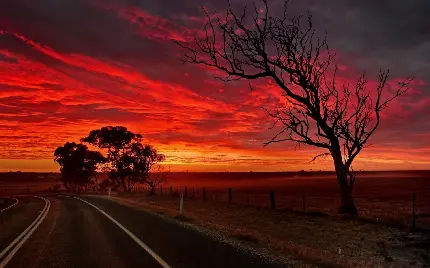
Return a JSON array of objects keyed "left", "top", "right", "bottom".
[{"left": 130, "top": 185, "right": 429, "bottom": 231}]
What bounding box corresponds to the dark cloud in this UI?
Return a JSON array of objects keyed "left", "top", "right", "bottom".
[
  {"left": 302, "top": 0, "right": 430, "bottom": 78},
  {"left": 0, "top": 0, "right": 170, "bottom": 63},
  {"left": 37, "top": 83, "right": 64, "bottom": 91},
  {"left": 2, "top": 0, "right": 428, "bottom": 79},
  {"left": 0, "top": 52, "right": 18, "bottom": 63}
]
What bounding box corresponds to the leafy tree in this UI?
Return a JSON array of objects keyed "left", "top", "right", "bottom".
[
  {"left": 82, "top": 126, "right": 165, "bottom": 192},
  {"left": 177, "top": 0, "right": 412, "bottom": 215},
  {"left": 81, "top": 126, "right": 141, "bottom": 191},
  {"left": 54, "top": 142, "right": 105, "bottom": 192}
]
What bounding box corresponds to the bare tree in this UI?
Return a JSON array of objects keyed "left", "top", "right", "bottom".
[
  {"left": 176, "top": 0, "right": 412, "bottom": 214},
  {"left": 146, "top": 164, "right": 169, "bottom": 195}
]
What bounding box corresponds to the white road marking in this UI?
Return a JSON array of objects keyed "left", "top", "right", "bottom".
[
  {"left": 0, "top": 196, "right": 51, "bottom": 267},
  {"left": 73, "top": 196, "right": 172, "bottom": 268},
  {"left": 0, "top": 197, "right": 47, "bottom": 259},
  {"left": 0, "top": 198, "right": 19, "bottom": 212}
]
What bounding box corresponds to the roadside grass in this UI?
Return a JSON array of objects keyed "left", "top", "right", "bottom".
[
  {"left": 174, "top": 214, "right": 193, "bottom": 222},
  {"left": 230, "top": 232, "right": 259, "bottom": 244}
]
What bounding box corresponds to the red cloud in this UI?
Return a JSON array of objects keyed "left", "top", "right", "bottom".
[{"left": 1, "top": 4, "right": 430, "bottom": 172}]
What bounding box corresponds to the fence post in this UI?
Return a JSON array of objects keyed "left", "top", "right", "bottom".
[
  {"left": 228, "top": 188, "right": 232, "bottom": 204},
  {"left": 412, "top": 193, "right": 416, "bottom": 231},
  {"left": 180, "top": 194, "right": 184, "bottom": 215},
  {"left": 170, "top": 186, "right": 173, "bottom": 195},
  {"left": 185, "top": 186, "right": 188, "bottom": 198},
  {"left": 270, "top": 191, "right": 276, "bottom": 209},
  {"left": 202, "top": 187, "right": 206, "bottom": 201},
  {"left": 302, "top": 192, "right": 306, "bottom": 212}
]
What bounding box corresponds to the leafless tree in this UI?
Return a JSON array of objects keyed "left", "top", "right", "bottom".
[
  {"left": 145, "top": 164, "right": 169, "bottom": 195},
  {"left": 176, "top": 0, "right": 412, "bottom": 214}
]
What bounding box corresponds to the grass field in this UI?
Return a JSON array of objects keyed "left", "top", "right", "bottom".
[
  {"left": 0, "top": 181, "right": 55, "bottom": 195},
  {"left": 140, "top": 171, "right": 430, "bottom": 228},
  {"left": 0, "top": 172, "right": 59, "bottom": 195},
  {"left": 1, "top": 171, "right": 429, "bottom": 227}
]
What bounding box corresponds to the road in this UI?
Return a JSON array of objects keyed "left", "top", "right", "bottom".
[
  {"left": 0, "top": 197, "right": 19, "bottom": 211},
  {"left": 0, "top": 195, "right": 285, "bottom": 268}
]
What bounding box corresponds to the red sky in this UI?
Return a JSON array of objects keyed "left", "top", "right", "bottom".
[{"left": 0, "top": 0, "right": 430, "bottom": 172}]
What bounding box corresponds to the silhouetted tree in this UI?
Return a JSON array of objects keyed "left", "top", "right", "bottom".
[
  {"left": 118, "top": 142, "right": 166, "bottom": 192},
  {"left": 82, "top": 126, "right": 165, "bottom": 192},
  {"left": 54, "top": 142, "right": 105, "bottom": 192},
  {"left": 82, "top": 126, "right": 141, "bottom": 191},
  {"left": 146, "top": 165, "right": 169, "bottom": 195},
  {"left": 128, "top": 143, "right": 167, "bottom": 194},
  {"left": 177, "top": 0, "right": 412, "bottom": 215}
]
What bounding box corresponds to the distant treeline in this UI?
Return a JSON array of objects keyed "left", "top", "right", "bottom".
[{"left": 2, "top": 170, "right": 428, "bottom": 183}]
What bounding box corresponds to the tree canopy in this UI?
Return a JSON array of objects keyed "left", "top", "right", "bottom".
[
  {"left": 54, "top": 142, "right": 105, "bottom": 192},
  {"left": 81, "top": 126, "right": 165, "bottom": 192}
]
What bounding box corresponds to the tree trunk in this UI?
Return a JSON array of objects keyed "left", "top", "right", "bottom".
[
  {"left": 331, "top": 146, "right": 358, "bottom": 215},
  {"left": 121, "top": 177, "right": 128, "bottom": 192},
  {"left": 150, "top": 186, "right": 156, "bottom": 195},
  {"left": 338, "top": 181, "right": 357, "bottom": 215}
]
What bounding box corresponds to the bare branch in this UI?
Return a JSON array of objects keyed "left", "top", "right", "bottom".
[{"left": 309, "top": 152, "right": 330, "bottom": 163}]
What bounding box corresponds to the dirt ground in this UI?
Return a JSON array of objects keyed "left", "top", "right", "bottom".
[{"left": 100, "top": 192, "right": 430, "bottom": 268}]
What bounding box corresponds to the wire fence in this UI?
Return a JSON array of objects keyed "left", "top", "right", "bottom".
[{"left": 130, "top": 185, "right": 430, "bottom": 231}]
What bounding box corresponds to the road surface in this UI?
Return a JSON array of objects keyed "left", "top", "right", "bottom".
[
  {"left": 0, "top": 198, "right": 19, "bottom": 211},
  {"left": 0, "top": 195, "right": 285, "bottom": 268}
]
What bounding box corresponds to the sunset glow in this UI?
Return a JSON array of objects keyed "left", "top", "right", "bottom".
[{"left": 1, "top": 0, "right": 429, "bottom": 172}]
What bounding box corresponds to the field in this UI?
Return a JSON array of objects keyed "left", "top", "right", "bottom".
[
  {"left": 0, "top": 171, "right": 429, "bottom": 227},
  {"left": 139, "top": 171, "right": 430, "bottom": 229},
  {"left": 0, "top": 172, "right": 59, "bottom": 195}
]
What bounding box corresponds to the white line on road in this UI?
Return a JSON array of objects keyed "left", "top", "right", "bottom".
[
  {"left": 73, "top": 196, "right": 172, "bottom": 268},
  {"left": 0, "top": 196, "right": 51, "bottom": 267},
  {"left": 0, "top": 197, "right": 48, "bottom": 260},
  {"left": 0, "top": 198, "right": 19, "bottom": 212}
]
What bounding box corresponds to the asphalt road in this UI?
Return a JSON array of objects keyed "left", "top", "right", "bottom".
[
  {"left": 0, "top": 196, "right": 44, "bottom": 254},
  {"left": 0, "top": 198, "right": 16, "bottom": 211},
  {"left": 0, "top": 195, "right": 285, "bottom": 268}
]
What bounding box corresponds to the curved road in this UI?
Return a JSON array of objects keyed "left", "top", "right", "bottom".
[
  {"left": 0, "top": 195, "right": 285, "bottom": 268},
  {"left": 0, "top": 198, "right": 19, "bottom": 212}
]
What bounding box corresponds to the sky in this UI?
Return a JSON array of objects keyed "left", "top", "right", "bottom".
[{"left": 0, "top": 0, "right": 430, "bottom": 172}]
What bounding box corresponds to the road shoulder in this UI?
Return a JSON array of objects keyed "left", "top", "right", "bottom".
[
  {"left": 95, "top": 193, "right": 430, "bottom": 268},
  {"left": 81, "top": 195, "right": 288, "bottom": 268}
]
